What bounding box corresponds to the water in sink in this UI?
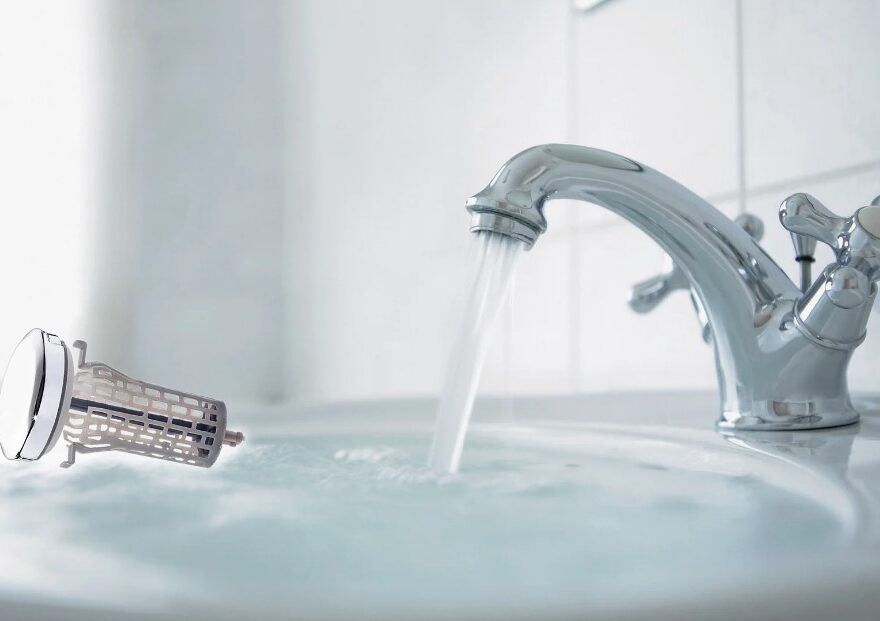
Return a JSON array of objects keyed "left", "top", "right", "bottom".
[{"left": 0, "top": 424, "right": 846, "bottom": 620}]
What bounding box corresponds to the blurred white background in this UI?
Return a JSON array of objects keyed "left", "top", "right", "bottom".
[{"left": 0, "top": 0, "right": 878, "bottom": 408}]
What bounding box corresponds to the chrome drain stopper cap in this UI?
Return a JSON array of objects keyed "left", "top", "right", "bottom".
[{"left": 0, "top": 329, "right": 72, "bottom": 461}]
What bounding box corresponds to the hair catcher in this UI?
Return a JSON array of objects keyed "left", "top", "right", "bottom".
[{"left": 0, "top": 329, "right": 244, "bottom": 468}]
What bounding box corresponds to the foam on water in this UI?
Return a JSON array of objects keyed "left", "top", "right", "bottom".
[{"left": 429, "top": 231, "right": 523, "bottom": 474}]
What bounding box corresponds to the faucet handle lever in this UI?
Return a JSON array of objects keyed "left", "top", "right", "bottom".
[
  {"left": 779, "top": 193, "right": 846, "bottom": 256},
  {"left": 850, "top": 205, "right": 880, "bottom": 281},
  {"left": 781, "top": 193, "right": 880, "bottom": 284},
  {"left": 733, "top": 213, "right": 765, "bottom": 242},
  {"left": 628, "top": 258, "right": 688, "bottom": 313}
]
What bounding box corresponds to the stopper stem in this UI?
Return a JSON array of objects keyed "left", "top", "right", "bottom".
[{"left": 223, "top": 430, "right": 245, "bottom": 447}]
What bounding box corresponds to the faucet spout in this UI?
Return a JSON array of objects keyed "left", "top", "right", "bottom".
[{"left": 467, "top": 144, "right": 863, "bottom": 430}]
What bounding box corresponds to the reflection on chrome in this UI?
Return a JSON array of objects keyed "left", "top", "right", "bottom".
[{"left": 467, "top": 144, "right": 880, "bottom": 431}]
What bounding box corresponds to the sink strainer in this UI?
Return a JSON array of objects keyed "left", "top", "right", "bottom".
[{"left": 0, "top": 329, "right": 244, "bottom": 468}]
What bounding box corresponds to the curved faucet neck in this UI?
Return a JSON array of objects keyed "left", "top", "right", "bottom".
[{"left": 468, "top": 144, "right": 800, "bottom": 309}]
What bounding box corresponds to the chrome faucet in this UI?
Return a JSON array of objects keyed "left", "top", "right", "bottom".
[
  {"left": 628, "top": 212, "right": 765, "bottom": 343},
  {"left": 467, "top": 144, "right": 880, "bottom": 431}
]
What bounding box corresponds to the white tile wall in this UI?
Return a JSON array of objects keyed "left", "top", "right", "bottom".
[
  {"left": 743, "top": 0, "right": 880, "bottom": 188},
  {"left": 98, "top": 0, "right": 287, "bottom": 401},
  {"left": 284, "top": 0, "right": 570, "bottom": 403},
  {"left": 501, "top": 218, "right": 578, "bottom": 394},
  {"left": 22, "top": 1, "right": 880, "bottom": 409},
  {"left": 572, "top": 0, "right": 740, "bottom": 206},
  {"left": 284, "top": 0, "right": 880, "bottom": 403}
]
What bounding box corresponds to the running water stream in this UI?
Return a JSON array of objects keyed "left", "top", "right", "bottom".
[{"left": 428, "top": 231, "right": 523, "bottom": 474}]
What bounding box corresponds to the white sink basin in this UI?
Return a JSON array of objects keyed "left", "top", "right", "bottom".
[{"left": 2, "top": 391, "right": 880, "bottom": 620}]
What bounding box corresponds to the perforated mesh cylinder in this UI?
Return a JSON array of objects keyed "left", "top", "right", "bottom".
[{"left": 64, "top": 361, "right": 229, "bottom": 467}]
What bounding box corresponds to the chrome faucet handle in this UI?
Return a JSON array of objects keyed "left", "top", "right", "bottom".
[
  {"left": 628, "top": 213, "right": 764, "bottom": 314},
  {"left": 780, "top": 195, "right": 880, "bottom": 351},
  {"left": 733, "top": 212, "right": 764, "bottom": 242},
  {"left": 867, "top": 197, "right": 880, "bottom": 312},
  {"left": 781, "top": 193, "right": 880, "bottom": 282},
  {"left": 628, "top": 256, "right": 687, "bottom": 313},
  {"left": 779, "top": 193, "right": 851, "bottom": 291},
  {"left": 779, "top": 193, "right": 846, "bottom": 256}
]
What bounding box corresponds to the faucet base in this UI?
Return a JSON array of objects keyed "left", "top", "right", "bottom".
[{"left": 717, "top": 399, "right": 860, "bottom": 431}]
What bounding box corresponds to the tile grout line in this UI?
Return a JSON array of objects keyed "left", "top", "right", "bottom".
[
  {"left": 705, "top": 158, "right": 880, "bottom": 205},
  {"left": 566, "top": 1, "right": 582, "bottom": 393},
  {"left": 735, "top": 0, "right": 748, "bottom": 216}
]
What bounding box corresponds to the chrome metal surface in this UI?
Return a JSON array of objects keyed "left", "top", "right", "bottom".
[
  {"left": 20, "top": 332, "right": 72, "bottom": 460},
  {"left": 0, "top": 329, "right": 72, "bottom": 461},
  {"left": 628, "top": 255, "right": 689, "bottom": 315},
  {"left": 780, "top": 195, "right": 822, "bottom": 292},
  {"left": 571, "top": 0, "right": 618, "bottom": 14},
  {"left": 629, "top": 213, "right": 765, "bottom": 342},
  {"left": 467, "top": 144, "right": 880, "bottom": 430},
  {"left": 797, "top": 260, "right": 814, "bottom": 293},
  {"left": 780, "top": 193, "right": 847, "bottom": 250},
  {"left": 734, "top": 212, "right": 764, "bottom": 241}
]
